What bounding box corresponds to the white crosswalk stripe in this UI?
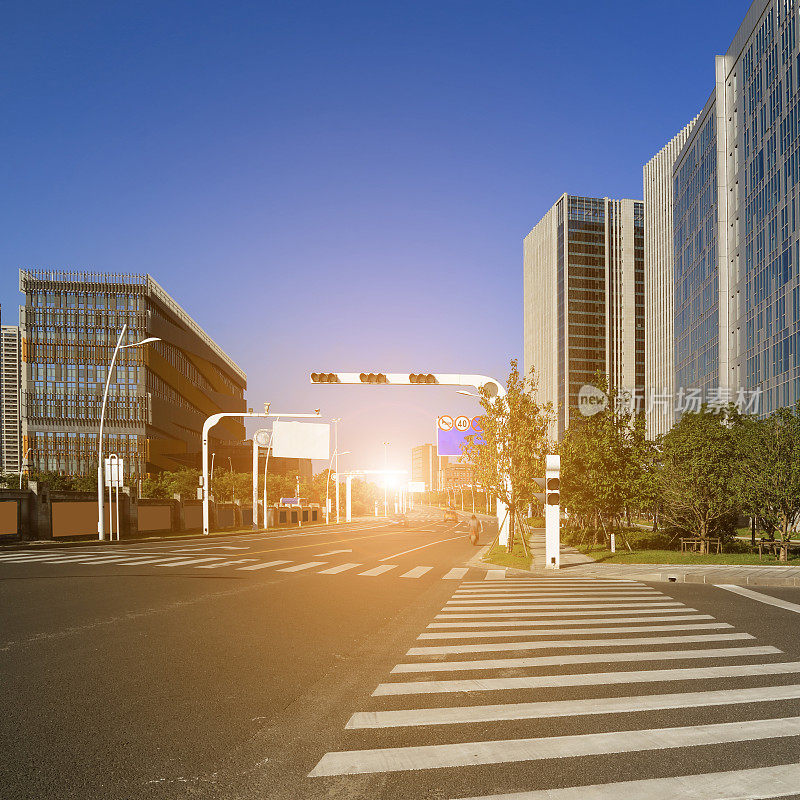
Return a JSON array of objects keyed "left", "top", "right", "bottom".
[
  {"left": 308, "top": 577, "right": 799, "bottom": 797},
  {"left": 318, "top": 562, "right": 361, "bottom": 574},
  {"left": 359, "top": 565, "right": 398, "bottom": 576},
  {"left": 442, "top": 568, "right": 470, "bottom": 579},
  {"left": 400, "top": 566, "right": 433, "bottom": 578},
  {"left": 277, "top": 561, "right": 328, "bottom": 572}
]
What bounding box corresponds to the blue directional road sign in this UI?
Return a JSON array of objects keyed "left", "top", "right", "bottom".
[{"left": 436, "top": 415, "right": 485, "bottom": 457}]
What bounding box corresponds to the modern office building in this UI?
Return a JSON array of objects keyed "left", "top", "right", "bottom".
[
  {"left": 524, "top": 194, "right": 645, "bottom": 436},
  {"left": 643, "top": 118, "right": 699, "bottom": 438},
  {"left": 650, "top": 0, "right": 800, "bottom": 422},
  {"left": 0, "top": 311, "right": 23, "bottom": 473},
  {"left": 411, "top": 443, "right": 438, "bottom": 491},
  {"left": 19, "top": 270, "right": 247, "bottom": 484}
]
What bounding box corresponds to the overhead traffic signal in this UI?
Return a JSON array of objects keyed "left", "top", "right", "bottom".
[
  {"left": 311, "top": 373, "right": 340, "bottom": 383},
  {"left": 409, "top": 373, "right": 438, "bottom": 384},
  {"left": 359, "top": 372, "right": 388, "bottom": 384}
]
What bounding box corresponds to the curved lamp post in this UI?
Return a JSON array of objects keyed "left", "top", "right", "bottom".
[{"left": 97, "top": 324, "right": 160, "bottom": 540}]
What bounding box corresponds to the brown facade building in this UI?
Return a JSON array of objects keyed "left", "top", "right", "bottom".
[{"left": 19, "top": 270, "right": 247, "bottom": 484}]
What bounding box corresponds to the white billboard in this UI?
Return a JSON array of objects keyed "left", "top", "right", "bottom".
[{"left": 271, "top": 421, "right": 330, "bottom": 460}]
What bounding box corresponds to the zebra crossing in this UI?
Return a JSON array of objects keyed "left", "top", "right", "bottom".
[
  {"left": 0, "top": 548, "right": 493, "bottom": 581},
  {"left": 308, "top": 577, "right": 800, "bottom": 799}
]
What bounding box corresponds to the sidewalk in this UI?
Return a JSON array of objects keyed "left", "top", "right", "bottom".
[{"left": 470, "top": 528, "right": 800, "bottom": 588}]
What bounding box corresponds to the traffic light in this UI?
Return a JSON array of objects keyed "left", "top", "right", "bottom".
[
  {"left": 546, "top": 476, "right": 560, "bottom": 506},
  {"left": 311, "top": 373, "right": 340, "bottom": 383},
  {"left": 359, "top": 372, "right": 388, "bottom": 384},
  {"left": 409, "top": 373, "right": 438, "bottom": 384}
]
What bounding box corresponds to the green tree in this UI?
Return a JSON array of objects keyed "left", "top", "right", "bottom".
[
  {"left": 659, "top": 406, "right": 740, "bottom": 551},
  {"left": 560, "top": 380, "right": 656, "bottom": 546},
  {"left": 462, "top": 359, "right": 555, "bottom": 549},
  {"left": 735, "top": 406, "right": 800, "bottom": 561}
]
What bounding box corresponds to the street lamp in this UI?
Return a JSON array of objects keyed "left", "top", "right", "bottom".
[
  {"left": 98, "top": 325, "right": 160, "bottom": 541},
  {"left": 326, "top": 447, "right": 350, "bottom": 524},
  {"left": 333, "top": 418, "right": 341, "bottom": 523},
  {"left": 19, "top": 447, "right": 32, "bottom": 490},
  {"left": 382, "top": 441, "right": 390, "bottom": 517}
]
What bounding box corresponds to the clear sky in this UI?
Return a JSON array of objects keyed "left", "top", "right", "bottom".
[{"left": 1, "top": 0, "right": 749, "bottom": 475}]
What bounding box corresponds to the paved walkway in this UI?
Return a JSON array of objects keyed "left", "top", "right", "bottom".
[{"left": 473, "top": 529, "right": 800, "bottom": 588}]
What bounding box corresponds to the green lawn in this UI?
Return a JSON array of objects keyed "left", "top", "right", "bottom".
[
  {"left": 578, "top": 545, "right": 800, "bottom": 566},
  {"left": 483, "top": 538, "right": 533, "bottom": 571}
]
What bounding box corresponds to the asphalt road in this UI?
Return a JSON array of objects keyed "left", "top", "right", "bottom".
[{"left": 3, "top": 511, "right": 800, "bottom": 799}]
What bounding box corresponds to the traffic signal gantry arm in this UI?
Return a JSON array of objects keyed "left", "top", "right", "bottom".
[{"left": 310, "top": 372, "right": 506, "bottom": 398}]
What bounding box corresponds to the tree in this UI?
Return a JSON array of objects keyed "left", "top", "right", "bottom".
[
  {"left": 462, "top": 360, "right": 555, "bottom": 550},
  {"left": 735, "top": 406, "right": 800, "bottom": 561},
  {"left": 560, "top": 379, "right": 657, "bottom": 546},
  {"left": 659, "top": 406, "right": 740, "bottom": 551}
]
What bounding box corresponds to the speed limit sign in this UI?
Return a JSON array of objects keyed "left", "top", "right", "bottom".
[{"left": 454, "top": 415, "right": 470, "bottom": 432}]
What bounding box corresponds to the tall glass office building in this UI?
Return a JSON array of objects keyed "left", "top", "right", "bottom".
[
  {"left": 646, "top": 0, "right": 800, "bottom": 431},
  {"left": 524, "top": 194, "right": 644, "bottom": 437},
  {"left": 18, "top": 270, "right": 247, "bottom": 484}
]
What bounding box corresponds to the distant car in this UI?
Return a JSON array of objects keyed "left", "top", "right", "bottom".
[
  {"left": 391, "top": 513, "right": 408, "bottom": 527},
  {"left": 443, "top": 508, "right": 458, "bottom": 522}
]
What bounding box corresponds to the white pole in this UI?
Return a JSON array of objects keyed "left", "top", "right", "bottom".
[
  {"left": 346, "top": 474, "right": 352, "bottom": 522},
  {"left": 98, "top": 325, "right": 127, "bottom": 541},
  {"left": 19, "top": 447, "right": 31, "bottom": 491},
  {"left": 263, "top": 428, "right": 274, "bottom": 531},
  {"left": 334, "top": 419, "right": 341, "bottom": 524},
  {"left": 252, "top": 437, "right": 258, "bottom": 529}
]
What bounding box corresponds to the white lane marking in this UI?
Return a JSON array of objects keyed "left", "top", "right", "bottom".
[
  {"left": 429, "top": 613, "right": 712, "bottom": 628},
  {"left": 453, "top": 589, "right": 666, "bottom": 600},
  {"left": 378, "top": 536, "right": 464, "bottom": 562},
  {"left": 236, "top": 560, "right": 292, "bottom": 571},
  {"left": 406, "top": 633, "right": 753, "bottom": 656},
  {"left": 315, "top": 549, "right": 353, "bottom": 556},
  {"left": 196, "top": 559, "right": 254, "bottom": 568},
  {"left": 359, "top": 565, "right": 398, "bottom": 576},
  {"left": 374, "top": 660, "right": 800, "bottom": 696},
  {"left": 318, "top": 563, "right": 362, "bottom": 574},
  {"left": 347, "top": 683, "right": 800, "bottom": 730},
  {"left": 460, "top": 580, "right": 639, "bottom": 586},
  {"left": 308, "top": 715, "right": 800, "bottom": 777},
  {"left": 442, "top": 568, "right": 470, "bottom": 580},
  {"left": 277, "top": 561, "right": 328, "bottom": 572},
  {"left": 485, "top": 570, "right": 506, "bottom": 580},
  {"left": 445, "top": 594, "right": 668, "bottom": 611},
  {"left": 716, "top": 584, "right": 800, "bottom": 614},
  {"left": 441, "top": 602, "right": 684, "bottom": 612},
  {"left": 435, "top": 607, "right": 691, "bottom": 619},
  {"left": 157, "top": 557, "right": 223, "bottom": 567},
  {"left": 390, "top": 645, "right": 780, "bottom": 673},
  {"left": 449, "top": 762, "right": 800, "bottom": 800},
  {"left": 400, "top": 566, "right": 433, "bottom": 579},
  {"left": 418, "top": 622, "right": 731, "bottom": 639}
]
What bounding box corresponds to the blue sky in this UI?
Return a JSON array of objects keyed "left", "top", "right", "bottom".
[{"left": 1, "top": 0, "right": 749, "bottom": 473}]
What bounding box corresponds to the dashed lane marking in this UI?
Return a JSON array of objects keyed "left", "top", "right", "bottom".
[
  {"left": 277, "top": 561, "right": 328, "bottom": 572},
  {"left": 401, "top": 566, "right": 434, "bottom": 578},
  {"left": 442, "top": 568, "right": 470, "bottom": 580},
  {"left": 236, "top": 560, "right": 292, "bottom": 571},
  {"left": 318, "top": 563, "right": 362, "bottom": 574},
  {"left": 359, "top": 565, "right": 398, "bottom": 577}
]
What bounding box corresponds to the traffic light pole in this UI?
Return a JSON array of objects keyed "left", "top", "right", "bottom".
[
  {"left": 545, "top": 455, "right": 561, "bottom": 569},
  {"left": 309, "top": 371, "right": 511, "bottom": 547}
]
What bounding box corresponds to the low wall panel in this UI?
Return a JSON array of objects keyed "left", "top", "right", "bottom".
[
  {"left": 137, "top": 505, "right": 172, "bottom": 533},
  {"left": 0, "top": 501, "right": 18, "bottom": 536},
  {"left": 53, "top": 502, "right": 113, "bottom": 538},
  {"left": 184, "top": 505, "right": 202, "bottom": 530}
]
